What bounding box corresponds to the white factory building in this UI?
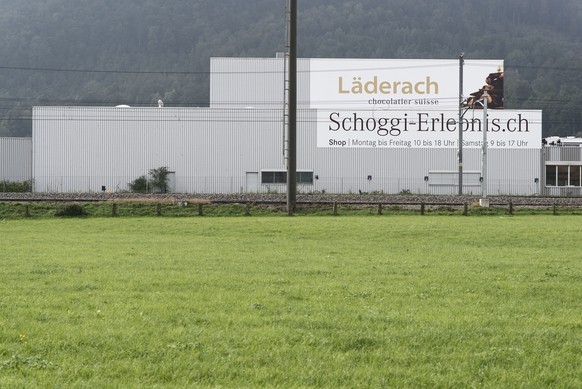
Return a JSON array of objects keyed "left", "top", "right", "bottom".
[{"left": 6, "top": 56, "right": 580, "bottom": 196}]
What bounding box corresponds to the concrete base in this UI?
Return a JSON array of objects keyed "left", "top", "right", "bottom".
[{"left": 479, "top": 198, "right": 490, "bottom": 208}]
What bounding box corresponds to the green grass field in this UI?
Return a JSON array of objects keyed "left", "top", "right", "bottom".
[{"left": 1, "top": 216, "right": 581, "bottom": 388}]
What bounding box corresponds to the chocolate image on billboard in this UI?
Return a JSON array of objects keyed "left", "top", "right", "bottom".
[{"left": 465, "top": 69, "right": 504, "bottom": 109}]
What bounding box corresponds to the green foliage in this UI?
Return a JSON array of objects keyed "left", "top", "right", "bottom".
[
  {"left": 149, "top": 166, "right": 170, "bottom": 193},
  {"left": 54, "top": 203, "right": 87, "bottom": 217},
  {"left": 0, "top": 216, "right": 582, "bottom": 387},
  {"left": 0, "top": 1, "right": 581, "bottom": 136},
  {"left": 128, "top": 167, "right": 171, "bottom": 193},
  {"left": 0, "top": 180, "right": 31, "bottom": 193},
  {"left": 128, "top": 175, "right": 148, "bottom": 193}
]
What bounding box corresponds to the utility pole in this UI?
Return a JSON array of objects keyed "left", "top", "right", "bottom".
[
  {"left": 286, "top": 0, "right": 297, "bottom": 215},
  {"left": 458, "top": 53, "right": 464, "bottom": 195}
]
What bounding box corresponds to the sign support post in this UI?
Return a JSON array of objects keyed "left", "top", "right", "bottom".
[
  {"left": 480, "top": 90, "right": 490, "bottom": 207},
  {"left": 458, "top": 53, "right": 464, "bottom": 195}
]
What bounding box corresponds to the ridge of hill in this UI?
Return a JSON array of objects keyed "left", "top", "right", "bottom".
[{"left": 0, "top": 0, "right": 581, "bottom": 137}]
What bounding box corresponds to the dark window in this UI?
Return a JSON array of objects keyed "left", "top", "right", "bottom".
[
  {"left": 261, "top": 171, "right": 287, "bottom": 184},
  {"left": 261, "top": 171, "right": 314, "bottom": 184},
  {"left": 261, "top": 172, "right": 272, "bottom": 184},
  {"left": 571, "top": 166, "right": 581, "bottom": 186},
  {"left": 557, "top": 166, "right": 569, "bottom": 186},
  {"left": 297, "top": 171, "right": 314, "bottom": 184},
  {"left": 546, "top": 165, "right": 556, "bottom": 186},
  {"left": 545, "top": 164, "right": 582, "bottom": 187}
]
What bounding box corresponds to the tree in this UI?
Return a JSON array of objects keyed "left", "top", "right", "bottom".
[
  {"left": 128, "top": 175, "right": 148, "bottom": 193},
  {"left": 149, "top": 166, "right": 171, "bottom": 193},
  {"left": 128, "top": 166, "right": 171, "bottom": 193}
]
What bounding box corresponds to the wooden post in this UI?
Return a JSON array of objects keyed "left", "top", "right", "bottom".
[
  {"left": 420, "top": 202, "right": 425, "bottom": 215},
  {"left": 25, "top": 204, "right": 30, "bottom": 217},
  {"left": 463, "top": 202, "right": 468, "bottom": 216},
  {"left": 198, "top": 203, "right": 203, "bottom": 216},
  {"left": 112, "top": 203, "right": 117, "bottom": 217},
  {"left": 378, "top": 203, "right": 383, "bottom": 215},
  {"left": 509, "top": 201, "right": 513, "bottom": 215},
  {"left": 333, "top": 202, "right": 338, "bottom": 215}
]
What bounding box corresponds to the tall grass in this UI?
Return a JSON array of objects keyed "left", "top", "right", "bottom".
[{"left": 1, "top": 216, "right": 581, "bottom": 387}]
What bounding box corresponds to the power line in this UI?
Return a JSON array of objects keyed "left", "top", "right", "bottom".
[
  {"left": 0, "top": 65, "right": 208, "bottom": 75},
  {"left": 506, "top": 64, "right": 582, "bottom": 72},
  {"left": 1, "top": 61, "right": 582, "bottom": 76}
]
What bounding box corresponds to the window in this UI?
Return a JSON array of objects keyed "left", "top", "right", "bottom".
[
  {"left": 261, "top": 171, "right": 314, "bottom": 185},
  {"left": 557, "top": 166, "right": 569, "bottom": 186},
  {"left": 545, "top": 164, "right": 582, "bottom": 187},
  {"left": 261, "top": 171, "right": 286, "bottom": 184},
  {"left": 297, "top": 171, "right": 314, "bottom": 184},
  {"left": 546, "top": 165, "right": 557, "bottom": 186},
  {"left": 571, "top": 166, "right": 581, "bottom": 186}
]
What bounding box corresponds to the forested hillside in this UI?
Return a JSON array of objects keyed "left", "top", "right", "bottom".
[{"left": 0, "top": 0, "right": 581, "bottom": 137}]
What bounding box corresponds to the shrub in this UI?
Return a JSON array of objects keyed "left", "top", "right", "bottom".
[
  {"left": 149, "top": 166, "right": 170, "bottom": 193},
  {"left": 128, "top": 167, "right": 171, "bottom": 193},
  {"left": 128, "top": 175, "right": 148, "bottom": 193},
  {"left": 55, "top": 203, "right": 88, "bottom": 217},
  {"left": 0, "top": 180, "right": 32, "bottom": 192}
]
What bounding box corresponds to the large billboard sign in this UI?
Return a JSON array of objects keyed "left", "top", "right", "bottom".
[
  {"left": 310, "top": 59, "right": 541, "bottom": 149},
  {"left": 318, "top": 109, "right": 540, "bottom": 149}
]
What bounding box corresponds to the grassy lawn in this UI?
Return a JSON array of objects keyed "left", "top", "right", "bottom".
[{"left": 1, "top": 216, "right": 581, "bottom": 387}]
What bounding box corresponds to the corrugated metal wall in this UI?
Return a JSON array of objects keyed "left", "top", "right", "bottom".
[
  {"left": 0, "top": 137, "right": 32, "bottom": 182},
  {"left": 210, "top": 57, "right": 311, "bottom": 109},
  {"left": 298, "top": 109, "right": 540, "bottom": 196},
  {"left": 33, "top": 107, "right": 285, "bottom": 193},
  {"left": 30, "top": 57, "right": 545, "bottom": 195},
  {"left": 208, "top": 57, "right": 542, "bottom": 196},
  {"left": 33, "top": 106, "right": 541, "bottom": 195}
]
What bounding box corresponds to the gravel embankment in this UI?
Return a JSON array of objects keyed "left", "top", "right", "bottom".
[{"left": 1, "top": 192, "right": 582, "bottom": 207}]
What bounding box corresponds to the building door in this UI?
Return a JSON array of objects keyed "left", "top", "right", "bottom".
[
  {"left": 246, "top": 172, "right": 259, "bottom": 193},
  {"left": 166, "top": 171, "right": 176, "bottom": 193}
]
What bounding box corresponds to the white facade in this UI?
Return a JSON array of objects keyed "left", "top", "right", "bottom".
[
  {"left": 0, "top": 137, "right": 32, "bottom": 182},
  {"left": 33, "top": 107, "right": 286, "bottom": 193},
  {"left": 30, "top": 57, "right": 546, "bottom": 195},
  {"left": 543, "top": 146, "right": 582, "bottom": 196},
  {"left": 32, "top": 106, "right": 542, "bottom": 195}
]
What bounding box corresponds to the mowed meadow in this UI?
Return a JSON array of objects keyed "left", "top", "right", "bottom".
[{"left": 1, "top": 215, "right": 581, "bottom": 388}]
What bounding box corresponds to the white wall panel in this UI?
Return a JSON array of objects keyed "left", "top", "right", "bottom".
[
  {"left": 33, "top": 107, "right": 285, "bottom": 193},
  {"left": 0, "top": 137, "right": 32, "bottom": 182},
  {"left": 33, "top": 106, "right": 542, "bottom": 195},
  {"left": 210, "top": 57, "right": 311, "bottom": 109},
  {"left": 296, "top": 109, "right": 540, "bottom": 195}
]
